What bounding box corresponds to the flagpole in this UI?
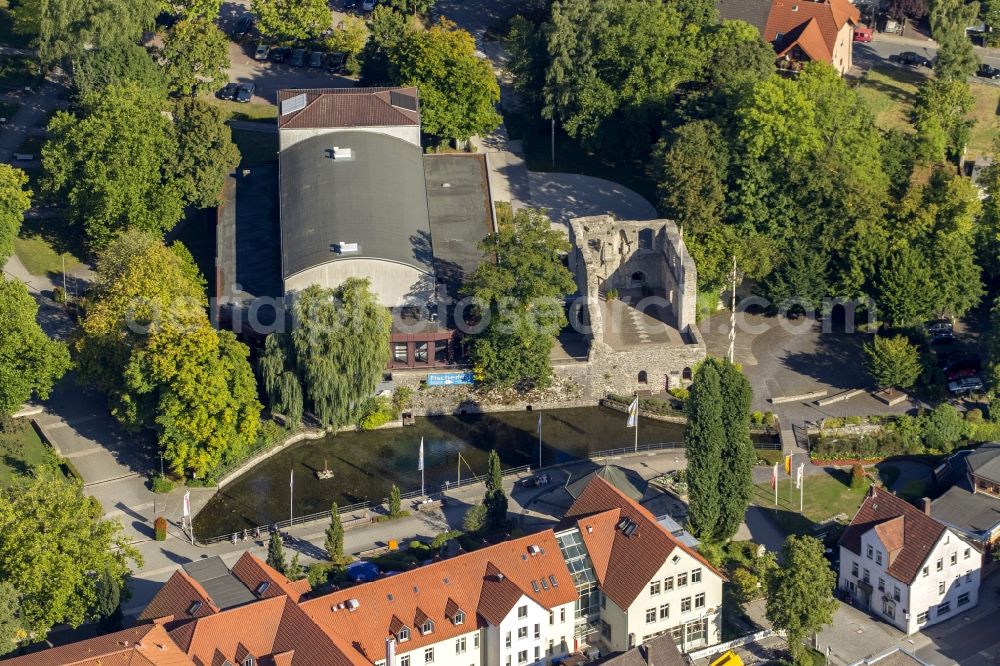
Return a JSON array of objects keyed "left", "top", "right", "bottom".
[
  {"left": 289, "top": 470, "right": 294, "bottom": 525},
  {"left": 419, "top": 437, "right": 425, "bottom": 497},
  {"left": 538, "top": 411, "right": 543, "bottom": 470},
  {"left": 800, "top": 464, "right": 804, "bottom": 513},
  {"left": 774, "top": 463, "right": 778, "bottom": 506}
]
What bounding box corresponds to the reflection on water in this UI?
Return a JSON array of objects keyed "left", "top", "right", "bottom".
[{"left": 194, "top": 406, "right": 690, "bottom": 538}]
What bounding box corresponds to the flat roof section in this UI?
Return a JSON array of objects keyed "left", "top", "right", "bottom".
[
  {"left": 423, "top": 153, "right": 493, "bottom": 295},
  {"left": 182, "top": 556, "right": 257, "bottom": 610},
  {"left": 216, "top": 166, "right": 282, "bottom": 303},
  {"left": 279, "top": 131, "right": 433, "bottom": 280}
]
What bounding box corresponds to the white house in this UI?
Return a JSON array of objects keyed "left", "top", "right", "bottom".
[{"left": 838, "top": 487, "right": 981, "bottom": 634}]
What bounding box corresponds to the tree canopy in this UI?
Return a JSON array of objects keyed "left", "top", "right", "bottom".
[
  {"left": 0, "top": 278, "right": 72, "bottom": 417},
  {"left": 71, "top": 43, "right": 168, "bottom": 100},
  {"left": 714, "top": 359, "right": 755, "bottom": 541},
  {"left": 864, "top": 335, "right": 922, "bottom": 390},
  {"left": 251, "top": 0, "right": 331, "bottom": 41},
  {"left": 930, "top": 0, "right": 980, "bottom": 81},
  {"left": 162, "top": 17, "right": 231, "bottom": 97},
  {"left": 172, "top": 98, "right": 241, "bottom": 208},
  {"left": 0, "top": 165, "right": 31, "bottom": 266},
  {"left": 684, "top": 360, "right": 724, "bottom": 538},
  {"left": 765, "top": 535, "right": 837, "bottom": 662}
]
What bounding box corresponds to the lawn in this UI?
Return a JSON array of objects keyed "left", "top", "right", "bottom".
[
  {"left": 231, "top": 127, "right": 278, "bottom": 166},
  {"left": 203, "top": 96, "right": 278, "bottom": 122},
  {"left": 966, "top": 81, "right": 1000, "bottom": 158},
  {"left": 751, "top": 468, "right": 871, "bottom": 537},
  {"left": 755, "top": 449, "right": 785, "bottom": 466},
  {"left": 0, "top": 419, "right": 52, "bottom": 487},
  {"left": 14, "top": 216, "right": 84, "bottom": 277}
]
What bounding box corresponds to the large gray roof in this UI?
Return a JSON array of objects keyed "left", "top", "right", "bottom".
[
  {"left": 967, "top": 441, "right": 1000, "bottom": 483},
  {"left": 279, "top": 131, "right": 433, "bottom": 280},
  {"left": 715, "top": 0, "right": 772, "bottom": 33},
  {"left": 182, "top": 556, "right": 257, "bottom": 610}
]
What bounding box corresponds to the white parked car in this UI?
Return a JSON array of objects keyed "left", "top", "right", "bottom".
[{"left": 948, "top": 376, "right": 983, "bottom": 395}]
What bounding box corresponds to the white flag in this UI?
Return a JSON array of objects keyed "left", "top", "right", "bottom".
[
  {"left": 795, "top": 463, "right": 803, "bottom": 490},
  {"left": 626, "top": 397, "right": 639, "bottom": 428},
  {"left": 290, "top": 470, "right": 294, "bottom": 490},
  {"left": 182, "top": 491, "right": 191, "bottom": 518},
  {"left": 537, "top": 412, "right": 542, "bottom": 434},
  {"left": 418, "top": 437, "right": 424, "bottom": 471}
]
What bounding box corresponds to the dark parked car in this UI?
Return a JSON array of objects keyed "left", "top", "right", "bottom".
[
  {"left": 925, "top": 319, "right": 953, "bottom": 335},
  {"left": 270, "top": 46, "right": 291, "bottom": 63},
  {"left": 231, "top": 14, "right": 254, "bottom": 40},
  {"left": 235, "top": 82, "right": 256, "bottom": 103},
  {"left": 291, "top": 48, "right": 307, "bottom": 67},
  {"left": 217, "top": 82, "right": 239, "bottom": 100},
  {"left": 977, "top": 64, "right": 1000, "bottom": 79},
  {"left": 343, "top": 0, "right": 358, "bottom": 9},
  {"left": 930, "top": 332, "right": 958, "bottom": 347},
  {"left": 308, "top": 51, "right": 325, "bottom": 68},
  {"left": 327, "top": 52, "right": 347, "bottom": 74},
  {"left": 253, "top": 42, "right": 270, "bottom": 61},
  {"left": 889, "top": 51, "right": 932, "bottom": 68}
]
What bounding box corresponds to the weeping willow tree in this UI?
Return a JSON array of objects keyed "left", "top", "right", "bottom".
[
  {"left": 285, "top": 279, "right": 391, "bottom": 427},
  {"left": 259, "top": 334, "right": 303, "bottom": 426}
]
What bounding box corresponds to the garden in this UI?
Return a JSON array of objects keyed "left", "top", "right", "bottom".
[{"left": 750, "top": 467, "right": 872, "bottom": 537}]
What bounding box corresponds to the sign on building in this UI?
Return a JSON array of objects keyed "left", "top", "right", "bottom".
[{"left": 427, "top": 372, "right": 474, "bottom": 386}]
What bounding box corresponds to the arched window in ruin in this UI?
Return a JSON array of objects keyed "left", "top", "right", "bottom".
[{"left": 638, "top": 371, "right": 648, "bottom": 384}]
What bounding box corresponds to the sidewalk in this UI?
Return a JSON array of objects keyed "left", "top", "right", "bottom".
[{"left": 0, "top": 66, "right": 67, "bottom": 163}]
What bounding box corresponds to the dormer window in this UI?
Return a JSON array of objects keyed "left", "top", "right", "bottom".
[
  {"left": 454, "top": 610, "right": 465, "bottom": 625},
  {"left": 422, "top": 620, "right": 434, "bottom": 635},
  {"left": 399, "top": 627, "right": 411, "bottom": 642},
  {"left": 244, "top": 657, "right": 255, "bottom": 666}
]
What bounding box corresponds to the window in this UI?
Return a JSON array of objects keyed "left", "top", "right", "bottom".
[
  {"left": 863, "top": 569, "right": 870, "bottom": 584},
  {"left": 922, "top": 566, "right": 929, "bottom": 578},
  {"left": 474, "top": 634, "right": 479, "bottom": 649},
  {"left": 518, "top": 651, "right": 528, "bottom": 665},
  {"left": 852, "top": 562, "right": 859, "bottom": 577},
  {"left": 244, "top": 658, "right": 255, "bottom": 666},
  {"left": 518, "top": 605, "right": 528, "bottom": 619},
  {"left": 401, "top": 657, "right": 411, "bottom": 666},
  {"left": 560, "top": 608, "right": 566, "bottom": 623},
  {"left": 645, "top": 608, "right": 656, "bottom": 623},
  {"left": 964, "top": 548, "right": 971, "bottom": 560},
  {"left": 456, "top": 638, "right": 467, "bottom": 655},
  {"left": 659, "top": 603, "right": 669, "bottom": 619},
  {"left": 893, "top": 586, "right": 900, "bottom": 601},
  {"left": 681, "top": 597, "right": 692, "bottom": 613},
  {"left": 638, "top": 371, "right": 648, "bottom": 385},
  {"left": 549, "top": 611, "right": 554, "bottom": 625},
  {"left": 882, "top": 600, "right": 895, "bottom": 619},
  {"left": 506, "top": 657, "right": 511, "bottom": 666},
  {"left": 534, "top": 624, "right": 540, "bottom": 639},
  {"left": 638, "top": 228, "right": 653, "bottom": 250},
  {"left": 414, "top": 342, "right": 428, "bottom": 364},
  {"left": 695, "top": 593, "right": 705, "bottom": 609},
  {"left": 422, "top": 620, "right": 434, "bottom": 635},
  {"left": 506, "top": 632, "right": 511, "bottom": 649},
  {"left": 534, "top": 647, "right": 540, "bottom": 661},
  {"left": 455, "top": 611, "right": 465, "bottom": 625},
  {"left": 691, "top": 568, "right": 702, "bottom": 584},
  {"left": 677, "top": 572, "right": 688, "bottom": 588},
  {"left": 434, "top": 339, "right": 448, "bottom": 364},
  {"left": 424, "top": 648, "right": 434, "bottom": 665},
  {"left": 875, "top": 551, "right": 883, "bottom": 565},
  {"left": 650, "top": 581, "right": 661, "bottom": 596},
  {"left": 663, "top": 576, "right": 674, "bottom": 591},
  {"left": 938, "top": 601, "right": 951, "bottom": 616},
  {"left": 937, "top": 558, "right": 943, "bottom": 571},
  {"left": 917, "top": 611, "right": 929, "bottom": 625},
  {"left": 399, "top": 627, "right": 410, "bottom": 642},
  {"left": 548, "top": 640, "right": 554, "bottom": 656},
  {"left": 393, "top": 343, "right": 408, "bottom": 364},
  {"left": 939, "top": 581, "right": 946, "bottom": 595},
  {"left": 867, "top": 545, "right": 873, "bottom": 559},
  {"left": 517, "top": 627, "right": 528, "bottom": 640},
  {"left": 878, "top": 578, "right": 885, "bottom": 592},
  {"left": 958, "top": 592, "right": 970, "bottom": 606},
  {"left": 966, "top": 572, "right": 972, "bottom": 583}
]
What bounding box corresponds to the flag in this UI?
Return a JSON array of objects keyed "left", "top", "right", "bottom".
[
  {"left": 537, "top": 412, "right": 542, "bottom": 434},
  {"left": 182, "top": 491, "right": 191, "bottom": 519},
  {"left": 626, "top": 397, "right": 639, "bottom": 428},
  {"left": 770, "top": 463, "right": 777, "bottom": 490},
  {"left": 290, "top": 470, "right": 294, "bottom": 490},
  {"left": 796, "top": 463, "right": 804, "bottom": 490},
  {"left": 784, "top": 454, "right": 792, "bottom": 475},
  {"left": 418, "top": 437, "right": 424, "bottom": 472}
]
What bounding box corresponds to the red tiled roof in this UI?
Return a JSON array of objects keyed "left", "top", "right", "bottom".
[
  {"left": 277, "top": 87, "right": 420, "bottom": 130},
  {"left": 839, "top": 489, "right": 947, "bottom": 584},
  {"left": 2, "top": 625, "right": 194, "bottom": 666},
  {"left": 477, "top": 563, "right": 529, "bottom": 626},
  {"left": 576, "top": 508, "right": 620, "bottom": 585},
  {"left": 300, "top": 532, "right": 577, "bottom": 663},
  {"left": 230, "top": 552, "right": 312, "bottom": 603},
  {"left": 764, "top": 0, "right": 859, "bottom": 63},
  {"left": 564, "top": 477, "right": 727, "bottom": 609},
  {"left": 137, "top": 570, "right": 220, "bottom": 623}
]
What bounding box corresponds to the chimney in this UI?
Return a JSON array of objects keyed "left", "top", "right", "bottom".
[
  {"left": 386, "top": 637, "right": 397, "bottom": 666},
  {"left": 922, "top": 497, "right": 932, "bottom": 515}
]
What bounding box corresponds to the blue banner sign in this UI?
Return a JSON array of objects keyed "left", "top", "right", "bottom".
[{"left": 427, "top": 371, "right": 474, "bottom": 386}]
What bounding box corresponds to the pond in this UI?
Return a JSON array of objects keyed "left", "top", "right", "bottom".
[{"left": 193, "top": 406, "right": 687, "bottom": 539}]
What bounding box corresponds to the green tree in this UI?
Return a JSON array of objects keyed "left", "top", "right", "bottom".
[
  {"left": 757, "top": 241, "right": 829, "bottom": 314},
  {"left": 14, "top": 0, "right": 160, "bottom": 65},
  {"left": 876, "top": 245, "right": 936, "bottom": 327},
  {"left": 765, "top": 535, "right": 837, "bottom": 663},
  {"left": 463, "top": 502, "right": 487, "bottom": 533},
  {"left": 930, "top": 0, "right": 980, "bottom": 81},
  {"left": 923, "top": 403, "right": 968, "bottom": 452},
  {"left": 287, "top": 553, "right": 304, "bottom": 581},
  {"left": 389, "top": 484, "right": 402, "bottom": 517},
  {"left": 266, "top": 532, "right": 287, "bottom": 573},
  {"left": 251, "top": 0, "right": 331, "bottom": 41},
  {"left": 684, "top": 360, "right": 724, "bottom": 538},
  {"left": 290, "top": 280, "right": 391, "bottom": 427},
  {"left": 0, "top": 279, "right": 72, "bottom": 416},
  {"left": 72, "top": 44, "right": 168, "bottom": 100},
  {"left": 483, "top": 450, "right": 508, "bottom": 529},
  {"left": 864, "top": 336, "right": 922, "bottom": 390},
  {"left": 325, "top": 502, "right": 345, "bottom": 561},
  {"left": 0, "top": 472, "right": 141, "bottom": 637},
  {"left": 259, "top": 335, "right": 304, "bottom": 426},
  {"left": 359, "top": 6, "right": 409, "bottom": 85},
  {"left": 913, "top": 78, "right": 974, "bottom": 162},
  {"left": 162, "top": 18, "right": 230, "bottom": 96},
  {"left": 505, "top": 15, "right": 549, "bottom": 112},
  {"left": 0, "top": 165, "right": 31, "bottom": 266},
  {"left": 703, "top": 20, "right": 777, "bottom": 98},
  {"left": 42, "top": 82, "right": 184, "bottom": 248},
  {"left": 463, "top": 208, "right": 575, "bottom": 389},
  {"left": 169, "top": 0, "right": 223, "bottom": 19},
  {"left": 0, "top": 582, "right": 25, "bottom": 656},
  {"left": 383, "top": 0, "right": 435, "bottom": 15},
  {"left": 325, "top": 15, "right": 369, "bottom": 56},
  {"left": 172, "top": 97, "right": 241, "bottom": 208},
  {"left": 714, "top": 358, "right": 755, "bottom": 541}
]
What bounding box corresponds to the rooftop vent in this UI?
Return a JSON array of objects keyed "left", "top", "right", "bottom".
[
  {"left": 528, "top": 544, "right": 541, "bottom": 556},
  {"left": 442, "top": 182, "right": 451, "bottom": 188},
  {"left": 443, "top": 577, "right": 450, "bottom": 585},
  {"left": 255, "top": 582, "right": 270, "bottom": 596},
  {"left": 346, "top": 599, "right": 360, "bottom": 611},
  {"left": 495, "top": 573, "right": 505, "bottom": 581},
  {"left": 586, "top": 525, "right": 593, "bottom": 533},
  {"left": 333, "top": 242, "right": 359, "bottom": 254},
  {"left": 332, "top": 146, "right": 353, "bottom": 160},
  {"left": 388, "top": 593, "right": 394, "bottom": 602},
  {"left": 187, "top": 601, "right": 202, "bottom": 615}
]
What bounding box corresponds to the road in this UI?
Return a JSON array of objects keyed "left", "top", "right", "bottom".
[{"left": 855, "top": 33, "right": 1000, "bottom": 82}]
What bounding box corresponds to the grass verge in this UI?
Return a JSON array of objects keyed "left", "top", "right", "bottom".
[
  {"left": 231, "top": 127, "right": 278, "bottom": 166},
  {"left": 14, "top": 216, "right": 84, "bottom": 277},
  {"left": 204, "top": 96, "right": 278, "bottom": 122},
  {"left": 0, "top": 419, "right": 51, "bottom": 487},
  {"left": 751, "top": 468, "right": 871, "bottom": 537},
  {"left": 855, "top": 64, "right": 924, "bottom": 133}
]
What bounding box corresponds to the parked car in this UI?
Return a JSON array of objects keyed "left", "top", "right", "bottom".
[
  {"left": 217, "top": 82, "right": 239, "bottom": 100},
  {"left": 936, "top": 348, "right": 965, "bottom": 368},
  {"left": 925, "top": 319, "right": 953, "bottom": 335},
  {"left": 344, "top": 0, "right": 358, "bottom": 9},
  {"left": 291, "top": 48, "right": 307, "bottom": 67},
  {"left": 930, "top": 332, "right": 958, "bottom": 347},
  {"left": 231, "top": 13, "right": 254, "bottom": 40},
  {"left": 948, "top": 376, "right": 984, "bottom": 395},
  {"left": 271, "top": 46, "right": 291, "bottom": 63},
  {"left": 889, "top": 51, "right": 932, "bottom": 68},
  {"left": 235, "top": 82, "right": 256, "bottom": 103},
  {"left": 976, "top": 64, "right": 1000, "bottom": 80},
  {"left": 253, "top": 43, "right": 270, "bottom": 61},
  {"left": 361, "top": 0, "right": 376, "bottom": 11},
  {"left": 853, "top": 28, "right": 872, "bottom": 43},
  {"left": 521, "top": 474, "right": 550, "bottom": 488},
  {"left": 308, "top": 51, "right": 325, "bottom": 68},
  {"left": 327, "top": 51, "right": 347, "bottom": 74},
  {"left": 944, "top": 357, "right": 981, "bottom": 380}
]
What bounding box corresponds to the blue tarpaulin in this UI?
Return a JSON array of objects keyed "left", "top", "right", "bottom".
[{"left": 346, "top": 561, "right": 380, "bottom": 582}]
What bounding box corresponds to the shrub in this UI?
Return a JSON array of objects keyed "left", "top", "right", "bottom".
[
  {"left": 965, "top": 408, "right": 984, "bottom": 423},
  {"left": 605, "top": 288, "right": 619, "bottom": 301},
  {"left": 850, "top": 464, "right": 866, "bottom": 489},
  {"left": 668, "top": 387, "right": 689, "bottom": 402},
  {"left": 258, "top": 418, "right": 285, "bottom": 446},
  {"left": 697, "top": 541, "right": 723, "bottom": 568},
  {"left": 750, "top": 411, "right": 765, "bottom": 426},
  {"left": 463, "top": 503, "right": 487, "bottom": 533},
  {"left": 431, "top": 530, "right": 463, "bottom": 549},
  {"left": 306, "top": 562, "right": 333, "bottom": 587},
  {"left": 154, "top": 516, "right": 167, "bottom": 541},
  {"left": 823, "top": 417, "right": 844, "bottom": 429},
  {"left": 358, "top": 396, "right": 395, "bottom": 430},
  {"left": 764, "top": 411, "right": 777, "bottom": 427},
  {"left": 845, "top": 415, "right": 862, "bottom": 426},
  {"left": 52, "top": 286, "right": 67, "bottom": 303},
  {"left": 151, "top": 475, "right": 174, "bottom": 493},
  {"left": 971, "top": 420, "right": 1000, "bottom": 442},
  {"left": 732, "top": 566, "right": 763, "bottom": 602},
  {"left": 923, "top": 404, "right": 968, "bottom": 453},
  {"left": 392, "top": 386, "right": 414, "bottom": 413}
]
